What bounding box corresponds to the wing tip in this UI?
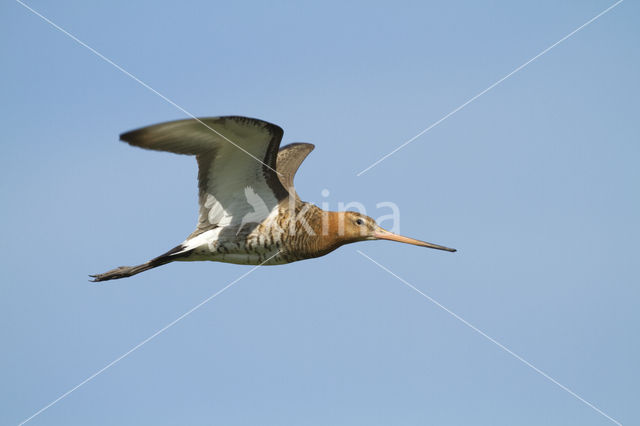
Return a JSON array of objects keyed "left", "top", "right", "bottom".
[
  {"left": 119, "top": 125, "right": 154, "bottom": 146},
  {"left": 119, "top": 129, "right": 136, "bottom": 144}
]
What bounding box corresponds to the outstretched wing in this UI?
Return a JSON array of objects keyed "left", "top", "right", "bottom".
[
  {"left": 120, "top": 116, "right": 288, "bottom": 232},
  {"left": 276, "top": 143, "right": 315, "bottom": 200}
]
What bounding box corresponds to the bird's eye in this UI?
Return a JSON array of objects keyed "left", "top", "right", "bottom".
[{"left": 355, "top": 218, "right": 364, "bottom": 225}]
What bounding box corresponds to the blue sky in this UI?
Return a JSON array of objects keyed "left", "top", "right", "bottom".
[{"left": 1, "top": 1, "right": 638, "bottom": 425}]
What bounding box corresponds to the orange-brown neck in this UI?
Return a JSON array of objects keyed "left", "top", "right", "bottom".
[
  {"left": 310, "top": 211, "right": 362, "bottom": 257},
  {"left": 281, "top": 205, "right": 369, "bottom": 260}
]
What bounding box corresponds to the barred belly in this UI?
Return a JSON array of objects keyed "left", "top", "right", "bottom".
[{"left": 183, "top": 225, "right": 292, "bottom": 265}]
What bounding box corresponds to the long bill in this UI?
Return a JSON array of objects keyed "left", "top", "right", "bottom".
[{"left": 374, "top": 228, "right": 456, "bottom": 252}]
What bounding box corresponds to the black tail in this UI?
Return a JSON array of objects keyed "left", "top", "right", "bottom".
[{"left": 90, "top": 245, "right": 191, "bottom": 282}]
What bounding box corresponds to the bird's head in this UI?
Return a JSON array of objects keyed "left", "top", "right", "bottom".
[{"left": 337, "top": 211, "right": 456, "bottom": 252}]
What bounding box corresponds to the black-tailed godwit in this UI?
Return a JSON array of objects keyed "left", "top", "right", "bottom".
[{"left": 91, "top": 116, "right": 455, "bottom": 282}]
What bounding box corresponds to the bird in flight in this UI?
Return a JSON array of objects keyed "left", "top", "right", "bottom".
[{"left": 91, "top": 116, "right": 455, "bottom": 282}]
